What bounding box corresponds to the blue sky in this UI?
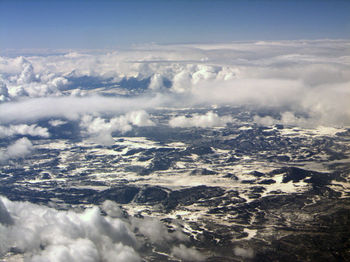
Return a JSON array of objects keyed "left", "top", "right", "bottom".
[{"left": 1, "top": 0, "right": 350, "bottom": 49}]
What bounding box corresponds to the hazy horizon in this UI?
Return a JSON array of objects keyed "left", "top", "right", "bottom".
[{"left": 1, "top": 0, "right": 350, "bottom": 49}]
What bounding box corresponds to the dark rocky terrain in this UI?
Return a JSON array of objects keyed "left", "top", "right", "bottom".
[{"left": 0, "top": 106, "right": 349, "bottom": 261}]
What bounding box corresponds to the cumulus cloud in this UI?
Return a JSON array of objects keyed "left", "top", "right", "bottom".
[
  {"left": 169, "top": 111, "right": 232, "bottom": 128},
  {"left": 80, "top": 115, "right": 129, "bottom": 145},
  {"left": 0, "top": 124, "right": 49, "bottom": 138},
  {"left": 0, "top": 197, "right": 193, "bottom": 261},
  {"left": 80, "top": 110, "right": 154, "bottom": 145},
  {"left": 171, "top": 244, "right": 205, "bottom": 261},
  {"left": 253, "top": 111, "right": 333, "bottom": 128},
  {"left": 0, "top": 56, "right": 69, "bottom": 99},
  {"left": 172, "top": 70, "right": 192, "bottom": 94},
  {"left": 0, "top": 81, "right": 9, "bottom": 102},
  {"left": 126, "top": 110, "right": 155, "bottom": 127},
  {"left": 0, "top": 137, "right": 33, "bottom": 162},
  {"left": 49, "top": 119, "right": 67, "bottom": 127},
  {"left": 17, "top": 62, "right": 36, "bottom": 85},
  {"left": 148, "top": 73, "right": 164, "bottom": 90},
  {"left": 0, "top": 196, "right": 140, "bottom": 262}
]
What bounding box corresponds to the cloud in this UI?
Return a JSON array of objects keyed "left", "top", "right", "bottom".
[
  {"left": 169, "top": 111, "right": 232, "bottom": 128},
  {"left": 171, "top": 244, "right": 205, "bottom": 261},
  {"left": 0, "top": 137, "right": 33, "bottom": 162},
  {"left": 0, "top": 81, "right": 9, "bottom": 102},
  {"left": 101, "top": 200, "right": 125, "bottom": 219},
  {"left": 102, "top": 200, "right": 187, "bottom": 245},
  {"left": 0, "top": 124, "right": 50, "bottom": 138},
  {"left": 171, "top": 70, "right": 193, "bottom": 94},
  {"left": 80, "top": 115, "right": 130, "bottom": 145},
  {"left": 131, "top": 217, "right": 186, "bottom": 244},
  {"left": 253, "top": 111, "right": 309, "bottom": 127},
  {"left": 0, "top": 39, "right": 349, "bottom": 127},
  {"left": 0, "top": 196, "right": 141, "bottom": 262},
  {"left": 253, "top": 108, "right": 350, "bottom": 128},
  {"left": 234, "top": 247, "right": 254, "bottom": 259},
  {"left": 0, "top": 95, "right": 165, "bottom": 124},
  {"left": 30, "top": 239, "right": 100, "bottom": 262},
  {"left": 189, "top": 78, "right": 305, "bottom": 108},
  {"left": 253, "top": 115, "right": 277, "bottom": 127},
  {"left": 0, "top": 200, "right": 13, "bottom": 226},
  {"left": 17, "top": 62, "right": 36, "bottom": 85},
  {"left": 126, "top": 110, "right": 155, "bottom": 127},
  {"left": 49, "top": 119, "right": 67, "bottom": 127},
  {"left": 0, "top": 196, "right": 193, "bottom": 261},
  {"left": 148, "top": 73, "right": 164, "bottom": 90},
  {"left": 0, "top": 56, "right": 69, "bottom": 99},
  {"left": 80, "top": 110, "right": 154, "bottom": 145}
]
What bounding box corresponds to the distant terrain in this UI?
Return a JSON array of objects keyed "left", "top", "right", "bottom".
[{"left": 1, "top": 40, "right": 349, "bottom": 261}]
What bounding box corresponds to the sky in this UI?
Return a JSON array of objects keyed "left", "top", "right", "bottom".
[{"left": 1, "top": 0, "right": 350, "bottom": 49}]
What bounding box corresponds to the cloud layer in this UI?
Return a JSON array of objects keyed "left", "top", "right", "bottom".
[{"left": 0, "top": 39, "right": 349, "bottom": 135}]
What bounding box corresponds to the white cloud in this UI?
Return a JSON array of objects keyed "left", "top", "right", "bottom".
[
  {"left": 5, "top": 137, "right": 33, "bottom": 157},
  {"left": 148, "top": 73, "right": 164, "bottom": 90},
  {"left": 80, "top": 115, "right": 130, "bottom": 145},
  {"left": 0, "top": 124, "right": 49, "bottom": 138},
  {"left": 171, "top": 70, "right": 192, "bottom": 94},
  {"left": 0, "top": 57, "right": 69, "bottom": 99},
  {"left": 0, "top": 95, "right": 164, "bottom": 124},
  {"left": 0, "top": 81, "right": 9, "bottom": 102},
  {"left": 171, "top": 244, "right": 205, "bottom": 261},
  {"left": 0, "top": 196, "right": 141, "bottom": 262},
  {"left": 101, "top": 200, "right": 124, "bottom": 219},
  {"left": 126, "top": 110, "right": 155, "bottom": 127},
  {"left": 253, "top": 111, "right": 334, "bottom": 128},
  {"left": 169, "top": 111, "right": 232, "bottom": 128},
  {"left": 0, "top": 199, "right": 13, "bottom": 226},
  {"left": 0, "top": 137, "right": 33, "bottom": 162},
  {"left": 30, "top": 239, "right": 100, "bottom": 262},
  {"left": 49, "top": 119, "right": 67, "bottom": 127},
  {"left": 234, "top": 247, "right": 254, "bottom": 259},
  {"left": 80, "top": 110, "right": 154, "bottom": 145},
  {"left": 253, "top": 115, "right": 277, "bottom": 127},
  {"left": 0, "top": 196, "right": 192, "bottom": 261},
  {"left": 191, "top": 65, "right": 220, "bottom": 84},
  {"left": 131, "top": 217, "right": 186, "bottom": 244},
  {"left": 102, "top": 200, "right": 187, "bottom": 245},
  {"left": 17, "top": 63, "right": 36, "bottom": 85},
  {"left": 190, "top": 78, "right": 304, "bottom": 108},
  {"left": 0, "top": 39, "right": 349, "bottom": 127}
]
